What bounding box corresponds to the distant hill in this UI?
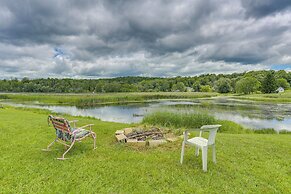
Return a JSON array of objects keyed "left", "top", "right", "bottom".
[{"left": 0, "top": 70, "right": 290, "bottom": 93}]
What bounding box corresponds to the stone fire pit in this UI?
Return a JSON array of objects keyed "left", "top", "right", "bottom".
[{"left": 115, "top": 126, "right": 178, "bottom": 147}]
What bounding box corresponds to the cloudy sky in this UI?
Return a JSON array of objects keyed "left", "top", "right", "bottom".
[{"left": 1, "top": 0, "right": 291, "bottom": 79}]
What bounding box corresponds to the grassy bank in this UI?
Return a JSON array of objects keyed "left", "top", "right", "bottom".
[
  {"left": 0, "top": 106, "right": 290, "bottom": 193},
  {"left": 0, "top": 92, "right": 217, "bottom": 106},
  {"left": 231, "top": 90, "right": 291, "bottom": 103},
  {"left": 1, "top": 90, "right": 291, "bottom": 106}
]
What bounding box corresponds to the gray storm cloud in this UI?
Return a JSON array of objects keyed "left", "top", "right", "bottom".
[{"left": 0, "top": 0, "right": 290, "bottom": 78}]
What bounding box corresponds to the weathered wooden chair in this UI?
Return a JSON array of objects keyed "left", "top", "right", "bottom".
[
  {"left": 43, "top": 115, "right": 96, "bottom": 160},
  {"left": 180, "top": 125, "right": 221, "bottom": 171}
]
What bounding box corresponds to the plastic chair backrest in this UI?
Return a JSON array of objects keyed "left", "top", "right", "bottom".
[{"left": 200, "top": 125, "right": 221, "bottom": 145}]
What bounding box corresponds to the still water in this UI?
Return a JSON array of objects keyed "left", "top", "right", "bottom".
[{"left": 2, "top": 98, "right": 291, "bottom": 131}]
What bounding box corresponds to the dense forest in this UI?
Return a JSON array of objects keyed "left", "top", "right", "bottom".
[{"left": 0, "top": 70, "right": 290, "bottom": 94}]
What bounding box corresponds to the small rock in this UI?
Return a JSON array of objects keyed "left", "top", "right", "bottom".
[
  {"left": 124, "top": 128, "right": 133, "bottom": 135},
  {"left": 116, "top": 134, "right": 127, "bottom": 142},
  {"left": 126, "top": 139, "right": 138, "bottom": 145},
  {"left": 135, "top": 141, "right": 147, "bottom": 147},
  {"left": 148, "top": 139, "right": 167, "bottom": 147},
  {"left": 115, "top": 130, "right": 124, "bottom": 135},
  {"left": 166, "top": 137, "right": 179, "bottom": 142}
]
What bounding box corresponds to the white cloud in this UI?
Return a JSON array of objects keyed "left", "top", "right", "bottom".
[{"left": 0, "top": 0, "right": 290, "bottom": 78}]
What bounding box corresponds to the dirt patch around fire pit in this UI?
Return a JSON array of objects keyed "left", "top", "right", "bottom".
[{"left": 115, "top": 126, "right": 179, "bottom": 147}]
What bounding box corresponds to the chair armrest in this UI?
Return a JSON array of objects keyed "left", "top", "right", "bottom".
[
  {"left": 69, "top": 120, "right": 79, "bottom": 123},
  {"left": 69, "top": 120, "right": 79, "bottom": 128},
  {"left": 78, "top": 124, "right": 94, "bottom": 131},
  {"left": 183, "top": 128, "right": 200, "bottom": 141}
]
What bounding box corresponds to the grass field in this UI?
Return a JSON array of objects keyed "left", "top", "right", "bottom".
[
  {"left": 0, "top": 106, "right": 290, "bottom": 193},
  {"left": 231, "top": 90, "right": 291, "bottom": 103}
]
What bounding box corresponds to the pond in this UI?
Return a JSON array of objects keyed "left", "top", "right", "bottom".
[{"left": 2, "top": 97, "right": 291, "bottom": 132}]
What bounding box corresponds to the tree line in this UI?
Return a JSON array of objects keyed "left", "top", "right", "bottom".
[{"left": 0, "top": 70, "right": 290, "bottom": 94}]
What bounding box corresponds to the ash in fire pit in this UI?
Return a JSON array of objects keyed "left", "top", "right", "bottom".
[
  {"left": 115, "top": 126, "right": 176, "bottom": 147},
  {"left": 127, "top": 128, "right": 164, "bottom": 141}
]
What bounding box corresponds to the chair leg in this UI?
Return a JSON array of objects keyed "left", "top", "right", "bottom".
[
  {"left": 202, "top": 146, "right": 208, "bottom": 172},
  {"left": 57, "top": 139, "right": 75, "bottom": 160},
  {"left": 91, "top": 132, "right": 97, "bottom": 150},
  {"left": 195, "top": 147, "right": 199, "bottom": 156},
  {"left": 212, "top": 144, "right": 216, "bottom": 164},
  {"left": 42, "top": 138, "right": 57, "bottom": 151},
  {"left": 180, "top": 141, "right": 185, "bottom": 164}
]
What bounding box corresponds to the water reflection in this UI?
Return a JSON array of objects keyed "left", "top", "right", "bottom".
[{"left": 2, "top": 98, "right": 291, "bottom": 131}]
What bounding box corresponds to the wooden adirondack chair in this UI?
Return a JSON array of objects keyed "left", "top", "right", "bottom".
[{"left": 42, "top": 115, "right": 96, "bottom": 160}]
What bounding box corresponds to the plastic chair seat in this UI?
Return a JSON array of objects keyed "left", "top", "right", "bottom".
[{"left": 187, "top": 137, "right": 208, "bottom": 147}]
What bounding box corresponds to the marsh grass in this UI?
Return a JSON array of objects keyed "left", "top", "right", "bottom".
[
  {"left": 216, "top": 120, "right": 251, "bottom": 134},
  {"left": 279, "top": 130, "right": 291, "bottom": 134},
  {"left": 142, "top": 111, "right": 286, "bottom": 134},
  {"left": 142, "top": 111, "right": 248, "bottom": 134},
  {"left": 254, "top": 128, "right": 277, "bottom": 134},
  {"left": 142, "top": 111, "right": 216, "bottom": 130},
  {"left": 0, "top": 92, "right": 217, "bottom": 106}
]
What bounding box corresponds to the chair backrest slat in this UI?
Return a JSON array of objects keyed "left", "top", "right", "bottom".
[{"left": 48, "top": 115, "right": 71, "bottom": 133}]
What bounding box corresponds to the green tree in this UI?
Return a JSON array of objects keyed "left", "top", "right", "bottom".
[
  {"left": 200, "top": 85, "right": 212, "bottom": 92},
  {"left": 261, "top": 71, "right": 277, "bottom": 93},
  {"left": 103, "top": 82, "right": 122, "bottom": 92},
  {"left": 172, "top": 82, "right": 186, "bottom": 92},
  {"left": 214, "top": 78, "right": 232, "bottom": 93},
  {"left": 138, "top": 80, "right": 155, "bottom": 92},
  {"left": 276, "top": 78, "right": 290, "bottom": 89},
  {"left": 192, "top": 81, "right": 201, "bottom": 92},
  {"left": 275, "top": 70, "right": 289, "bottom": 80},
  {"left": 95, "top": 82, "right": 104, "bottom": 92},
  {"left": 235, "top": 77, "right": 260, "bottom": 94},
  {"left": 158, "top": 80, "right": 170, "bottom": 92}
]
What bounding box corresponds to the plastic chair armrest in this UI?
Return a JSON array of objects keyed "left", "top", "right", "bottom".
[{"left": 184, "top": 128, "right": 200, "bottom": 141}]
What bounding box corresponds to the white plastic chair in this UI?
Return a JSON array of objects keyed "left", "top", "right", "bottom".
[{"left": 180, "top": 125, "right": 221, "bottom": 171}]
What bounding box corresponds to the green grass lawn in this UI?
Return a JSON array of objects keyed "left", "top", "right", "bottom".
[{"left": 0, "top": 107, "right": 290, "bottom": 193}]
